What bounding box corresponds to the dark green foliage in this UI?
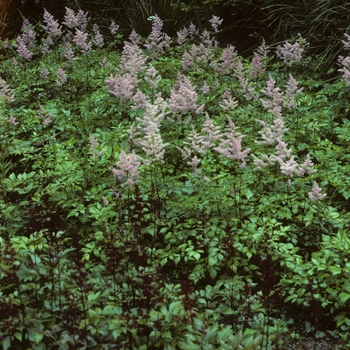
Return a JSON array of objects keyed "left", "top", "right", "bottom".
[{"left": 1, "top": 6, "right": 350, "bottom": 349}]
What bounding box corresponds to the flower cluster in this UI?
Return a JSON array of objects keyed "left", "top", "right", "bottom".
[
  {"left": 338, "top": 33, "right": 350, "bottom": 85},
  {"left": 0, "top": 78, "right": 15, "bottom": 104},
  {"left": 92, "top": 24, "right": 104, "bottom": 48},
  {"left": 106, "top": 73, "right": 138, "bottom": 103},
  {"left": 62, "top": 8, "right": 88, "bottom": 31},
  {"left": 144, "top": 15, "right": 171, "bottom": 58},
  {"left": 56, "top": 66, "right": 67, "bottom": 86},
  {"left": 214, "top": 118, "right": 251, "bottom": 168},
  {"left": 250, "top": 53, "right": 265, "bottom": 79},
  {"left": 283, "top": 74, "right": 303, "bottom": 109},
  {"left": 111, "top": 151, "right": 141, "bottom": 186},
  {"left": 209, "top": 15, "right": 223, "bottom": 33},
  {"left": 276, "top": 40, "right": 304, "bottom": 65},
  {"left": 308, "top": 181, "right": 327, "bottom": 202},
  {"left": 73, "top": 29, "right": 92, "bottom": 55},
  {"left": 130, "top": 93, "right": 169, "bottom": 165},
  {"left": 169, "top": 74, "right": 203, "bottom": 115}
]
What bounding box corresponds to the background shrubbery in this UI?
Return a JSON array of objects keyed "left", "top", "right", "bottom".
[
  {"left": 3, "top": 0, "right": 350, "bottom": 76},
  {"left": 1, "top": 2, "right": 350, "bottom": 350}
]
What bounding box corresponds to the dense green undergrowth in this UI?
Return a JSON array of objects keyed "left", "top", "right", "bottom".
[{"left": 1, "top": 8, "right": 350, "bottom": 350}]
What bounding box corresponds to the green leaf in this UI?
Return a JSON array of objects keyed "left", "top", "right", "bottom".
[
  {"left": 329, "top": 266, "right": 342, "bottom": 275},
  {"left": 208, "top": 257, "right": 217, "bottom": 267},
  {"left": 210, "top": 267, "right": 217, "bottom": 279},
  {"left": 335, "top": 311, "right": 348, "bottom": 327},
  {"left": 245, "top": 189, "right": 253, "bottom": 200},
  {"left": 178, "top": 342, "right": 201, "bottom": 350},
  {"left": 160, "top": 257, "right": 168, "bottom": 266},
  {"left": 339, "top": 292, "right": 350, "bottom": 304},
  {"left": 2, "top": 337, "right": 11, "bottom": 350},
  {"left": 88, "top": 291, "right": 101, "bottom": 302},
  {"left": 192, "top": 252, "right": 201, "bottom": 261}
]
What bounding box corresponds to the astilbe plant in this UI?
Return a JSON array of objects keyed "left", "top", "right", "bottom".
[{"left": 1, "top": 6, "right": 350, "bottom": 350}]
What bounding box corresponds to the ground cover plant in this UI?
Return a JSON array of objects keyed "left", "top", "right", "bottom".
[{"left": 2, "top": 7, "right": 350, "bottom": 349}]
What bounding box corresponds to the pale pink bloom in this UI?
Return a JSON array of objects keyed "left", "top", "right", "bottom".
[
  {"left": 139, "top": 123, "right": 169, "bottom": 165},
  {"left": 169, "top": 74, "right": 200, "bottom": 115},
  {"left": 251, "top": 154, "right": 270, "bottom": 170},
  {"left": 199, "top": 113, "right": 223, "bottom": 149},
  {"left": 217, "top": 45, "right": 238, "bottom": 74},
  {"left": 209, "top": 15, "right": 223, "bottom": 33},
  {"left": 112, "top": 151, "right": 140, "bottom": 186},
  {"left": 73, "top": 29, "right": 91, "bottom": 55},
  {"left": 276, "top": 41, "right": 303, "bottom": 65},
  {"left": 200, "top": 30, "right": 216, "bottom": 48},
  {"left": 176, "top": 27, "right": 188, "bottom": 45},
  {"left": 119, "top": 42, "right": 147, "bottom": 76},
  {"left": 88, "top": 134, "right": 98, "bottom": 151},
  {"left": 182, "top": 128, "right": 206, "bottom": 156},
  {"left": 239, "top": 77, "right": 257, "bottom": 101},
  {"left": 308, "top": 181, "right": 327, "bottom": 202},
  {"left": 257, "top": 38, "right": 269, "bottom": 59},
  {"left": 219, "top": 90, "right": 238, "bottom": 111},
  {"left": 337, "top": 55, "right": 350, "bottom": 67},
  {"left": 41, "top": 36, "right": 53, "bottom": 55},
  {"left": 40, "top": 67, "right": 49, "bottom": 79},
  {"left": 129, "top": 29, "right": 141, "bottom": 45},
  {"left": 92, "top": 24, "right": 104, "bottom": 48},
  {"left": 338, "top": 66, "right": 350, "bottom": 85},
  {"left": 110, "top": 21, "right": 119, "bottom": 35},
  {"left": 20, "top": 18, "right": 36, "bottom": 49},
  {"left": 187, "top": 22, "right": 199, "bottom": 37},
  {"left": 275, "top": 140, "right": 292, "bottom": 161},
  {"left": 63, "top": 42, "right": 75, "bottom": 61},
  {"left": 56, "top": 66, "right": 67, "bottom": 86},
  {"left": 182, "top": 50, "right": 193, "bottom": 71},
  {"left": 144, "top": 15, "right": 170, "bottom": 57},
  {"left": 297, "top": 154, "right": 317, "bottom": 176},
  {"left": 62, "top": 7, "right": 79, "bottom": 28},
  {"left": 0, "top": 78, "right": 15, "bottom": 103},
  {"left": 100, "top": 57, "right": 109, "bottom": 69},
  {"left": 76, "top": 10, "right": 89, "bottom": 31},
  {"left": 250, "top": 52, "right": 265, "bottom": 78},
  {"left": 132, "top": 89, "right": 149, "bottom": 110},
  {"left": 38, "top": 105, "right": 52, "bottom": 126},
  {"left": 283, "top": 74, "right": 303, "bottom": 109},
  {"left": 261, "top": 75, "right": 283, "bottom": 112},
  {"left": 280, "top": 156, "right": 299, "bottom": 177},
  {"left": 17, "top": 39, "right": 33, "bottom": 60},
  {"left": 144, "top": 64, "right": 161, "bottom": 90},
  {"left": 42, "top": 9, "right": 62, "bottom": 38},
  {"left": 187, "top": 155, "right": 201, "bottom": 175},
  {"left": 214, "top": 118, "right": 250, "bottom": 168},
  {"left": 106, "top": 73, "right": 138, "bottom": 103},
  {"left": 8, "top": 114, "right": 19, "bottom": 125},
  {"left": 202, "top": 82, "right": 210, "bottom": 95},
  {"left": 342, "top": 33, "right": 350, "bottom": 50},
  {"left": 256, "top": 115, "right": 287, "bottom": 145}
]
